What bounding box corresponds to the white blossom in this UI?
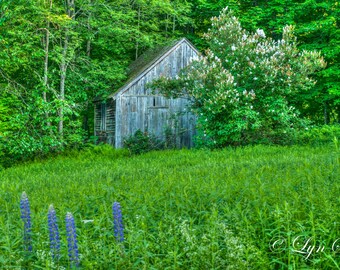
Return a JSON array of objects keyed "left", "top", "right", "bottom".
[{"left": 256, "top": 29, "right": 266, "bottom": 38}]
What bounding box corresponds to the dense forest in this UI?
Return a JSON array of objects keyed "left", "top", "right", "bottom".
[{"left": 0, "top": 0, "right": 339, "bottom": 165}]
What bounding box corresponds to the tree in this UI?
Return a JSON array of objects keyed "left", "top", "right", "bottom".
[
  {"left": 293, "top": 0, "right": 340, "bottom": 124},
  {"left": 182, "top": 0, "right": 339, "bottom": 124},
  {"left": 0, "top": 0, "right": 195, "bottom": 166},
  {"left": 152, "top": 7, "right": 326, "bottom": 147},
  {"left": 182, "top": 0, "right": 239, "bottom": 49}
]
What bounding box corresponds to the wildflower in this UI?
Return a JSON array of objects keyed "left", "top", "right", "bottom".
[
  {"left": 112, "top": 202, "right": 124, "bottom": 242},
  {"left": 48, "top": 205, "right": 60, "bottom": 260},
  {"left": 65, "top": 212, "right": 79, "bottom": 267},
  {"left": 20, "top": 192, "right": 32, "bottom": 252}
]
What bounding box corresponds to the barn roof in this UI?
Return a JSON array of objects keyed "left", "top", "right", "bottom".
[{"left": 108, "top": 38, "right": 198, "bottom": 99}]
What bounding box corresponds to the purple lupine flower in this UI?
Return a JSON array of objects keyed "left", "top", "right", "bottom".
[
  {"left": 48, "top": 205, "right": 60, "bottom": 260},
  {"left": 112, "top": 202, "right": 124, "bottom": 242},
  {"left": 20, "top": 192, "right": 32, "bottom": 252},
  {"left": 65, "top": 212, "right": 79, "bottom": 267}
]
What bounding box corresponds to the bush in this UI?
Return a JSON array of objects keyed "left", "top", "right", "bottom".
[
  {"left": 0, "top": 127, "right": 87, "bottom": 168},
  {"left": 123, "top": 130, "right": 164, "bottom": 155},
  {"left": 296, "top": 124, "right": 340, "bottom": 146},
  {"left": 152, "top": 7, "right": 325, "bottom": 147}
]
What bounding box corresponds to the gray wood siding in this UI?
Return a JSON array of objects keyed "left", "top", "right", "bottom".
[
  {"left": 115, "top": 40, "right": 198, "bottom": 148},
  {"left": 105, "top": 99, "right": 116, "bottom": 145},
  {"left": 96, "top": 38, "right": 198, "bottom": 148}
]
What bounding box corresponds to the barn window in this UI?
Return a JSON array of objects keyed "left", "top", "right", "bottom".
[{"left": 101, "top": 103, "right": 106, "bottom": 130}]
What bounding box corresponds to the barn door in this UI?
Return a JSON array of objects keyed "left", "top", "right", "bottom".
[{"left": 147, "top": 107, "right": 169, "bottom": 141}]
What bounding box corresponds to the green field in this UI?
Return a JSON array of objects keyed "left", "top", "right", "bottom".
[{"left": 0, "top": 145, "right": 339, "bottom": 269}]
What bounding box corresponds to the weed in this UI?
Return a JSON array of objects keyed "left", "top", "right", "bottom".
[{"left": 0, "top": 145, "right": 338, "bottom": 269}]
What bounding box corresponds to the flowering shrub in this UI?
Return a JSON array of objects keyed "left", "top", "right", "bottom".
[{"left": 152, "top": 7, "right": 326, "bottom": 147}]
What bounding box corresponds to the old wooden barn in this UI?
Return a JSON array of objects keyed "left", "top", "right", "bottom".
[{"left": 94, "top": 38, "right": 199, "bottom": 148}]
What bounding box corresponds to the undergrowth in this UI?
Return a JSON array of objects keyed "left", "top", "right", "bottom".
[{"left": 0, "top": 144, "right": 339, "bottom": 269}]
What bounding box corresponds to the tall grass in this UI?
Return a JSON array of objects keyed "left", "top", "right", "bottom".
[{"left": 0, "top": 144, "right": 339, "bottom": 269}]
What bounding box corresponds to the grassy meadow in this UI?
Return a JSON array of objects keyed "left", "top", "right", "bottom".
[{"left": 0, "top": 144, "right": 339, "bottom": 269}]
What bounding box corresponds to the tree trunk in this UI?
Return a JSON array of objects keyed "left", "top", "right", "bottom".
[
  {"left": 43, "top": 30, "right": 49, "bottom": 103},
  {"left": 43, "top": 0, "right": 52, "bottom": 128},
  {"left": 59, "top": 37, "right": 67, "bottom": 136},
  {"left": 135, "top": 6, "right": 141, "bottom": 60},
  {"left": 164, "top": 14, "right": 169, "bottom": 37},
  {"left": 84, "top": 0, "right": 91, "bottom": 134},
  {"left": 86, "top": 0, "right": 91, "bottom": 58},
  {"left": 58, "top": 0, "right": 75, "bottom": 136}
]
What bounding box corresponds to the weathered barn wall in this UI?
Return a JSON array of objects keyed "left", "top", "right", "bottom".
[
  {"left": 114, "top": 39, "right": 198, "bottom": 148},
  {"left": 95, "top": 38, "right": 198, "bottom": 148}
]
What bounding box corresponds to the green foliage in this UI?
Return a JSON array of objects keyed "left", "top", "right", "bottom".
[
  {"left": 183, "top": 0, "right": 340, "bottom": 124},
  {"left": 153, "top": 7, "right": 326, "bottom": 147},
  {"left": 123, "top": 130, "right": 164, "bottom": 155},
  {"left": 293, "top": 0, "right": 340, "bottom": 123},
  {"left": 0, "top": 92, "right": 18, "bottom": 135},
  {"left": 0, "top": 89, "right": 87, "bottom": 168},
  {"left": 0, "top": 0, "right": 195, "bottom": 163},
  {"left": 0, "top": 145, "right": 339, "bottom": 268},
  {"left": 1, "top": 0, "right": 339, "bottom": 161},
  {"left": 296, "top": 124, "right": 340, "bottom": 146}
]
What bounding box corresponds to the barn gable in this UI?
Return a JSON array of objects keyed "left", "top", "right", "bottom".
[{"left": 95, "top": 38, "right": 199, "bottom": 148}]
